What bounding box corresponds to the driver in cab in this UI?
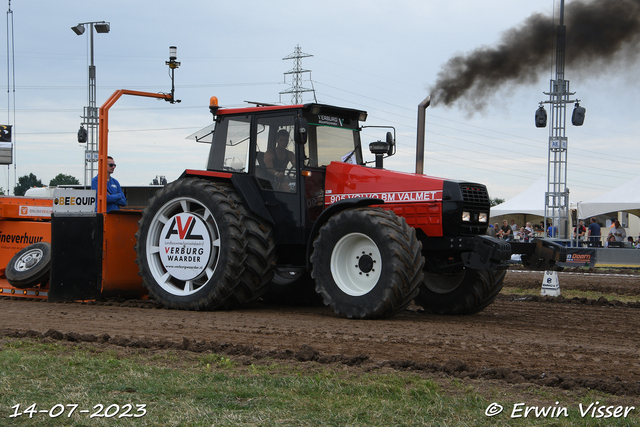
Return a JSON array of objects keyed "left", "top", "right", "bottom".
[{"left": 264, "top": 129, "right": 296, "bottom": 192}]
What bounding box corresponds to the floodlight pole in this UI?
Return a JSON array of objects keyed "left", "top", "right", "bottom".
[
  {"left": 72, "top": 21, "right": 110, "bottom": 186},
  {"left": 86, "top": 23, "right": 97, "bottom": 187},
  {"left": 538, "top": 0, "right": 578, "bottom": 240}
]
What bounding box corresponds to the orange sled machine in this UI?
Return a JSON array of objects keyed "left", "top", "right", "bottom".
[
  {"left": 0, "top": 190, "right": 150, "bottom": 302},
  {"left": 0, "top": 90, "right": 174, "bottom": 302}
]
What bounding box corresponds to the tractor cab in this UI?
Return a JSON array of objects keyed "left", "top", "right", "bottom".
[
  {"left": 197, "top": 102, "right": 368, "bottom": 265},
  {"left": 204, "top": 102, "right": 367, "bottom": 177}
]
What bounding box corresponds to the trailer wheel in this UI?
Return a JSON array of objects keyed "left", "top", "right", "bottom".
[
  {"left": 261, "top": 270, "right": 322, "bottom": 306},
  {"left": 310, "top": 208, "right": 424, "bottom": 319},
  {"left": 414, "top": 268, "right": 506, "bottom": 315},
  {"left": 135, "top": 178, "right": 248, "bottom": 310},
  {"left": 5, "top": 242, "right": 51, "bottom": 289}
]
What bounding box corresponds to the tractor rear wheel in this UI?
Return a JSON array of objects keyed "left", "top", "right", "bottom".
[
  {"left": 414, "top": 268, "right": 506, "bottom": 315},
  {"left": 136, "top": 178, "right": 268, "bottom": 310},
  {"left": 221, "top": 190, "right": 275, "bottom": 309},
  {"left": 310, "top": 207, "right": 424, "bottom": 319}
]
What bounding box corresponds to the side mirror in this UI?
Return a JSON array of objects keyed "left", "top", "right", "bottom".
[
  {"left": 386, "top": 131, "right": 395, "bottom": 156},
  {"left": 294, "top": 117, "right": 308, "bottom": 145}
]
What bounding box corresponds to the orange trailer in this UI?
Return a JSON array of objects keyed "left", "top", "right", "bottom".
[
  {"left": 0, "top": 191, "right": 152, "bottom": 301},
  {"left": 0, "top": 196, "right": 52, "bottom": 299}
]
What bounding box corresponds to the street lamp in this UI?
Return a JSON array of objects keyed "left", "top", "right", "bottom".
[{"left": 71, "top": 21, "right": 110, "bottom": 186}]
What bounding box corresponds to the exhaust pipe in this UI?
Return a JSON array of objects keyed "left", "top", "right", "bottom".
[{"left": 415, "top": 95, "right": 431, "bottom": 175}]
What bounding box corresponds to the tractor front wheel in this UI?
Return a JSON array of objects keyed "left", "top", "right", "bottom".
[
  {"left": 414, "top": 268, "right": 506, "bottom": 315},
  {"left": 310, "top": 208, "right": 423, "bottom": 319}
]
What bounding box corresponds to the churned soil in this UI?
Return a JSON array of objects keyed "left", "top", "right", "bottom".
[{"left": 1, "top": 268, "right": 639, "bottom": 396}]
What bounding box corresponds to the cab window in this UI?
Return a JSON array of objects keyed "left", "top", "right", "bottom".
[
  {"left": 207, "top": 116, "right": 251, "bottom": 173},
  {"left": 255, "top": 116, "right": 296, "bottom": 192}
]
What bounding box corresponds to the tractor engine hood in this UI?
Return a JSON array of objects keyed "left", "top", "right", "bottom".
[{"left": 323, "top": 162, "right": 446, "bottom": 206}]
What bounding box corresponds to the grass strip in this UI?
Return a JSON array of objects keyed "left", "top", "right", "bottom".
[{"left": 0, "top": 339, "right": 637, "bottom": 426}]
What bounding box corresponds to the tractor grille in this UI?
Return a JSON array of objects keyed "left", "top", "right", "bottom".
[{"left": 461, "top": 185, "right": 490, "bottom": 210}]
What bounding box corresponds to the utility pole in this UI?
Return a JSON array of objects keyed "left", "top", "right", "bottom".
[
  {"left": 4, "top": 0, "right": 15, "bottom": 194},
  {"left": 535, "top": 0, "right": 585, "bottom": 239},
  {"left": 280, "top": 45, "right": 315, "bottom": 104}
]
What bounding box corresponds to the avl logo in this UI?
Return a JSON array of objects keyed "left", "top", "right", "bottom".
[{"left": 165, "top": 215, "right": 203, "bottom": 240}]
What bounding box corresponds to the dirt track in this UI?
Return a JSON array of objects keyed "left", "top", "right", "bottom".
[{"left": 1, "top": 269, "right": 639, "bottom": 395}]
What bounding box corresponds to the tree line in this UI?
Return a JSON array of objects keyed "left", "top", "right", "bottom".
[
  {"left": 490, "top": 197, "right": 505, "bottom": 207},
  {"left": 12, "top": 173, "right": 80, "bottom": 196}
]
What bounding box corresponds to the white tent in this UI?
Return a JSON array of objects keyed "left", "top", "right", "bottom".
[
  {"left": 490, "top": 176, "right": 546, "bottom": 218},
  {"left": 577, "top": 175, "right": 640, "bottom": 219}
]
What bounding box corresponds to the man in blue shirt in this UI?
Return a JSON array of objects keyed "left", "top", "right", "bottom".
[
  {"left": 587, "top": 217, "right": 601, "bottom": 242},
  {"left": 91, "top": 156, "right": 127, "bottom": 212}
]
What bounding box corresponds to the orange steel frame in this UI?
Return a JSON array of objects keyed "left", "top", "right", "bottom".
[
  {"left": 96, "top": 90, "right": 172, "bottom": 297},
  {"left": 97, "top": 90, "right": 172, "bottom": 213}
]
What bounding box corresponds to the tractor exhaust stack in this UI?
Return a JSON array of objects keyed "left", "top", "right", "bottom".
[{"left": 415, "top": 95, "right": 431, "bottom": 175}]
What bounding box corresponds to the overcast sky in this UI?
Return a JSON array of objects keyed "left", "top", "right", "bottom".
[{"left": 1, "top": 0, "right": 638, "bottom": 203}]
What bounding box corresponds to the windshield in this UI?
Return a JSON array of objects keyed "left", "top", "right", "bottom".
[
  {"left": 306, "top": 117, "right": 362, "bottom": 167},
  {"left": 314, "top": 126, "right": 360, "bottom": 166}
]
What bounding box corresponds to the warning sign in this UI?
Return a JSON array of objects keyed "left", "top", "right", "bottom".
[{"left": 159, "top": 213, "right": 212, "bottom": 281}]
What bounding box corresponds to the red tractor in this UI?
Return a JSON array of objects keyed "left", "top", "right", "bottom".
[{"left": 134, "top": 97, "right": 565, "bottom": 319}]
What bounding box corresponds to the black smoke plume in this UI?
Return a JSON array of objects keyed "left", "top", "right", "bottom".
[{"left": 430, "top": 0, "right": 640, "bottom": 109}]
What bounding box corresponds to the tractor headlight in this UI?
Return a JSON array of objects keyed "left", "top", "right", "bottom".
[
  {"left": 479, "top": 213, "right": 488, "bottom": 223},
  {"left": 462, "top": 211, "right": 471, "bottom": 222}
]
